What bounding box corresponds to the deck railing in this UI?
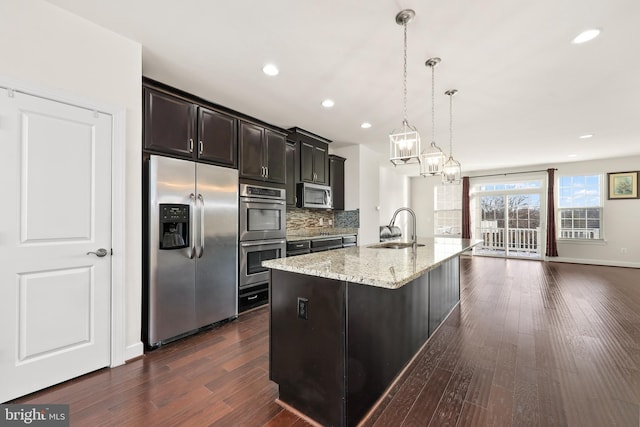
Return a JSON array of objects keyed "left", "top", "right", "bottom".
[{"left": 477, "top": 227, "right": 541, "bottom": 256}]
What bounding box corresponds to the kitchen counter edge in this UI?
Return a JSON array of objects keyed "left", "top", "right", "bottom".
[{"left": 263, "top": 237, "right": 482, "bottom": 289}]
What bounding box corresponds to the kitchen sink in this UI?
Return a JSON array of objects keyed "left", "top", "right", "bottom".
[{"left": 369, "top": 242, "right": 425, "bottom": 249}]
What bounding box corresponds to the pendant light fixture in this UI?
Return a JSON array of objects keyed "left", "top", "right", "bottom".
[
  {"left": 389, "top": 9, "right": 422, "bottom": 166},
  {"left": 442, "top": 89, "right": 462, "bottom": 184},
  {"left": 420, "top": 58, "right": 446, "bottom": 176}
]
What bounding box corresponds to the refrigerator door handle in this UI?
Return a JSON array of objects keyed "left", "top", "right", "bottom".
[
  {"left": 197, "top": 193, "right": 205, "bottom": 258},
  {"left": 188, "top": 193, "right": 196, "bottom": 259}
]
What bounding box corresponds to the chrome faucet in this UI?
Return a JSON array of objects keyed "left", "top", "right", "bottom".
[{"left": 388, "top": 207, "right": 418, "bottom": 250}]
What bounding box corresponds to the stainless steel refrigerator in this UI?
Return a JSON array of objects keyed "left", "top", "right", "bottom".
[{"left": 145, "top": 155, "right": 238, "bottom": 347}]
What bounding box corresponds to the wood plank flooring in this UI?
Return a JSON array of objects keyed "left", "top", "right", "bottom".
[{"left": 12, "top": 257, "right": 640, "bottom": 426}]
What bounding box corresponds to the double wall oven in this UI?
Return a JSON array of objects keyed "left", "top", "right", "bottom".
[{"left": 239, "top": 183, "right": 286, "bottom": 311}]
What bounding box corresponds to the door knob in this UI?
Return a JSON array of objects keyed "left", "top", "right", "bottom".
[{"left": 86, "top": 248, "right": 108, "bottom": 257}]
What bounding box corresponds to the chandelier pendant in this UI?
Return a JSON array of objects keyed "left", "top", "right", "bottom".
[
  {"left": 443, "top": 89, "right": 462, "bottom": 184},
  {"left": 420, "top": 57, "right": 446, "bottom": 176},
  {"left": 390, "top": 9, "right": 422, "bottom": 166}
]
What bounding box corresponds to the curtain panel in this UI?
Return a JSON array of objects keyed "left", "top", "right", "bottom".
[{"left": 545, "top": 168, "right": 558, "bottom": 257}]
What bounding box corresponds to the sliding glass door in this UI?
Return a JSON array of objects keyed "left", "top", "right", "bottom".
[{"left": 474, "top": 180, "right": 544, "bottom": 259}]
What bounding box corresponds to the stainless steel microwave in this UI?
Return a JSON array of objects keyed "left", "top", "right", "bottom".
[{"left": 297, "top": 182, "right": 333, "bottom": 209}]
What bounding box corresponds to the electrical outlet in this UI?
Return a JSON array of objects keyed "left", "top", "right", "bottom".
[
  {"left": 319, "top": 218, "right": 323, "bottom": 226},
  {"left": 297, "top": 297, "right": 308, "bottom": 320}
]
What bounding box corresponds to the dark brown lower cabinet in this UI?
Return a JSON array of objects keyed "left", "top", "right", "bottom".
[{"left": 269, "top": 256, "right": 460, "bottom": 427}]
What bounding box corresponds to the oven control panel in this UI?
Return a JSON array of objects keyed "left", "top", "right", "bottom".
[{"left": 240, "top": 183, "right": 285, "bottom": 200}]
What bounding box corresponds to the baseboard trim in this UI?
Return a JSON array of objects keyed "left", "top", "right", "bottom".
[
  {"left": 548, "top": 257, "right": 640, "bottom": 269},
  {"left": 125, "top": 341, "right": 144, "bottom": 362}
]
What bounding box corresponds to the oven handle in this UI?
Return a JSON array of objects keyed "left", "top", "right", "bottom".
[
  {"left": 241, "top": 198, "right": 285, "bottom": 205},
  {"left": 197, "top": 193, "right": 205, "bottom": 258},
  {"left": 188, "top": 193, "right": 196, "bottom": 259},
  {"left": 241, "top": 239, "right": 286, "bottom": 247}
]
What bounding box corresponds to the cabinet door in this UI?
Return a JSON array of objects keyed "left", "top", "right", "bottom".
[
  {"left": 299, "top": 142, "right": 315, "bottom": 183},
  {"left": 239, "top": 121, "right": 265, "bottom": 180},
  {"left": 144, "top": 87, "right": 196, "bottom": 158},
  {"left": 313, "top": 144, "right": 329, "bottom": 185},
  {"left": 285, "top": 142, "right": 298, "bottom": 206},
  {"left": 329, "top": 156, "right": 345, "bottom": 210},
  {"left": 198, "top": 107, "right": 237, "bottom": 167},
  {"left": 265, "top": 130, "right": 286, "bottom": 184}
]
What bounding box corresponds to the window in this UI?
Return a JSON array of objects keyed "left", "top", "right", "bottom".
[
  {"left": 557, "top": 175, "right": 602, "bottom": 240},
  {"left": 477, "top": 181, "right": 542, "bottom": 192},
  {"left": 434, "top": 183, "right": 462, "bottom": 236}
]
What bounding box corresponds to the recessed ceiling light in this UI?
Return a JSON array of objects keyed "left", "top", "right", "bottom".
[
  {"left": 361, "top": 122, "right": 372, "bottom": 129},
  {"left": 568, "top": 154, "right": 578, "bottom": 158},
  {"left": 572, "top": 29, "right": 601, "bottom": 44},
  {"left": 579, "top": 134, "right": 593, "bottom": 139},
  {"left": 262, "top": 64, "right": 279, "bottom": 76},
  {"left": 321, "top": 99, "right": 335, "bottom": 108}
]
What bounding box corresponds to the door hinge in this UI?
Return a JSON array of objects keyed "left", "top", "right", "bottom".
[
  {"left": 7, "top": 88, "right": 15, "bottom": 98},
  {"left": 111, "top": 248, "right": 114, "bottom": 256}
]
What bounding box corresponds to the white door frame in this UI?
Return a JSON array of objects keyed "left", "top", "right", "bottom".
[
  {"left": 471, "top": 173, "right": 547, "bottom": 259},
  {"left": 0, "top": 75, "right": 127, "bottom": 368}
]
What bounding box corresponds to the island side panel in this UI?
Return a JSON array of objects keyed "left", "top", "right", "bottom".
[
  {"left": 270, "top": 269, "right": 347, "bottom": 427},
  {"left": 428, "top": 256, "right": 461, "bottom": 335},
  {"left": 346, "top": 273, "right": 430, "bottom": 426}
]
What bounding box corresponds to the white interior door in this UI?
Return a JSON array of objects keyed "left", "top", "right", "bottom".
[{"left": 0, "top": 88, "right": 112, "bottom": 402}]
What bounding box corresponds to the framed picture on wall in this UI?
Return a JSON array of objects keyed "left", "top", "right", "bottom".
[{"left": 607, "top": 171, "right": 639, "bottom": 199}]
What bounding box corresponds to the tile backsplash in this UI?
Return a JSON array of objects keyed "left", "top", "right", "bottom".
[
  {"left": 286, "top": 208, "right": 360, "bottom": 232},
  {"left": 286, "top": 208, "right": 334, "bottom": 231},
  {"left": 334, "top": 209, "right": 359, "bottom": 228}
]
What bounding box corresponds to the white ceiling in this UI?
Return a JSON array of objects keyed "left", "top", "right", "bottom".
[{"left": 46, "top": 0, "right": 640, "bottom": 174}]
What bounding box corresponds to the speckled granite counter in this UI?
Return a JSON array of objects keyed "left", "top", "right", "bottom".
[
  {"left": 286, "top": 227, "right": 358, "bottom": 242},
  {"left": 264, "top": 237, "right": 481, "bottom": 289}
]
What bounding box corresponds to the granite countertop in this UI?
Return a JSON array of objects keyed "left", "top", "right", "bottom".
[
  {"left": 263, "top": 237, "right": 482, "bottom": 289},
  {"left": 286, "top": 228, "right": 359, "bottom": 242}
]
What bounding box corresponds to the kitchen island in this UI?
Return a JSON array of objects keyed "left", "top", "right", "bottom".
[{"left": 263, "top": 237, "right": 481, "bottom": 427}]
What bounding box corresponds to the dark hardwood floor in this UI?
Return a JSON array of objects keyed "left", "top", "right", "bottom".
[{"left": 13, "top": 257, "right": 640, "bottom": 426}]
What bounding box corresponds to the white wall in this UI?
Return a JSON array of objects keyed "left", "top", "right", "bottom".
[
  {"left": 440, "top": 155, "right": 640, "bottom": 268},
  {"left": 1, "top": 0, "right": 143, "bottom": 358},
  {"left": 379, "top": 166, "right": 411, "bottom": 238},
  {"left": 332, "top": 145, "right": 381, "bottom": 245},
  {"left": 410, "top": 175, "right": 439, "bottom": 238},
  {"left": 552, "top": 156, "right": 640, "bottom": 267}
]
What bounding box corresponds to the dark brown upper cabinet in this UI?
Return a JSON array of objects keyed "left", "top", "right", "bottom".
[
  {"left": 300, "top": 141, "right": 328, "bottom": 185},
  {"left": 198, "top": 107, "right": 237, "bottom": 167},
  {"left": 329, "top": 155, "right": 345, "bottom": 210},
  {"left": 143, "top": 85, "right": 237, "bottom": 168},
  {"left": 143, "top": 87, "right": 195, "bottom": 157},
  {"left": 287, "top": 127, "right": 331, "bottom": 186},
  {"left": 239, "top": 120, "right": 286, "bottom": 184}
]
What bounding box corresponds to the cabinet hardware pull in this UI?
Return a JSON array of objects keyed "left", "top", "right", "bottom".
[
  {"left": 199, "top": 140, "right": 203, "bottom": 155},
  {"left": 189, "top": 138, "right": 194, "bottom": 153},
  {"left": 265, "top": 166, "right": 269, "bottom": 178},
  {"left": 247, "top": 295, "right": 258, "bottom": 301}
]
